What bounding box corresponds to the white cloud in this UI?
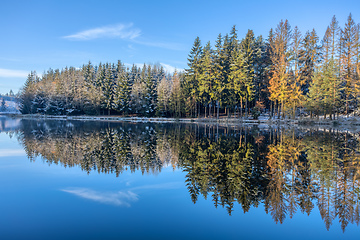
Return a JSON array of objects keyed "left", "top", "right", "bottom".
[
  {"left": 160, "top": 63, "right": 184, "bottom": 74},
  {"left": 0, "top": 149, "right": 26, "bottom": 157},
  {"left": 133, "top": 40, "right": 185, "bottom": 51},
  {"left": 63, "top": 23, "right": 141, "bottom": 41},
  {"left": 0, "top": 69, "right": 29, "bottom": 78},
  {"left": 61, "top": 188, "right": 138, "bottom": 207}
]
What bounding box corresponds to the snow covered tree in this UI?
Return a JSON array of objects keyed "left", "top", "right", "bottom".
[
  {"left": 19, "top": 71, "right": 39, "bottom": 114},
  {"left": 0, "top": 98, "right": 6, "bottom": 112},
  {"left": 169, "top": 71, "right": 183, "bottom": 118},
  {"left": 102, "top": 64, "right": 115, "bottom": 115},
  {"left": 144, "top": 65, "right": 158, "bottom": 116},
  {"left": 113, "top": 61, "right": 131, "bottom": 115},
  {"left": 157, "top": 76, "right": 171, "bottom": 117}
]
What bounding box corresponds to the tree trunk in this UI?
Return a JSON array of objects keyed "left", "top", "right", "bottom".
[
  {"left": 293, "top": 102, "right": 296, "bottom": 119},
  {"left": 277, "top": 102, "right": 280, "bottom": 119},
  {"left": 245, "top": 100, "right": 248, "bottom": 118},
  {"left": 240, "top": 98, "right": 243, "bottom": 119}
]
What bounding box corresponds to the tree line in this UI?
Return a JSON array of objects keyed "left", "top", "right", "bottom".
[
  {"left": 19, "top": 62, "right": 184, "bottom": 117},
  {"left": 19, "top": 14, "right": 360, "bottom": 119}
]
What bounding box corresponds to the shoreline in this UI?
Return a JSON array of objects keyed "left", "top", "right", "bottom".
[
  {"left": 2, "top": 113, "right": 296, "bottom": 125},
  {"left": 3, "top": 113, "right": 360, "bottom": 133},
  {"left": 3, "top": 113, "right": 360, "bottom": 126}
]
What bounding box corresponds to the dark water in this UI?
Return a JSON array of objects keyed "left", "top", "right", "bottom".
[{"left": 0, "top": 116, "right": 360, "bottom": 239}]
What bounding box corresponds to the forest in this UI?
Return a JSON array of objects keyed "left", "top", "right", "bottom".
[
  {"left": 18, "top": 14, "right": 360, "bottom": 119},
  {"left": 13, "top": 119, "right": 360, "bottom": 232}
]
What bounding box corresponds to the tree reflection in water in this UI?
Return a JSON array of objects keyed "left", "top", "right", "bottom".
[{"left": 13, "top": 119, "right": 360, "bottom": 232}]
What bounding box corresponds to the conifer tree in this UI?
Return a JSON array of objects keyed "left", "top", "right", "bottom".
[
  {"left": 113, "top": 61, "right": 131, "bottom": 115},
  {"left": 19, "top": 71, "right": 39, "bottom": 114},
  {"left": 289, "top": 26, "right": 304, "bottom": 118},
  {"left": 144, "top": 64, "right": 157, "bottom": 116},
  {"left": 212, "top": 34, "right": 227, "bottom": 119},
  {"left": 300, "top": 29, "right": 320, "bottom": 95},
  {"left": 184, "top": 37, "right": 202, "bottom": 117},
  {"left": 229, "top": 42, "right": 247, "bottom": 117},
  {"left": 240, "top": 29, "right": 256, "bottom": 117},
  {"left": 198, "top": 41, "right": 214, "bottom": 117},
  {"left": 102, "top": 64, "right": 115, "bottom": 115},
  {"left": 268, "top": 20, "right": 292, "bottom": 119},
  {"left": 170, "top": 71, "right": 183, "bottom": 117},
  {"left": 340, "top": 14, "right": 358, "bottom": 114},
  {"left": 157, "top": 76, "right": 171, "bottom": 117}
]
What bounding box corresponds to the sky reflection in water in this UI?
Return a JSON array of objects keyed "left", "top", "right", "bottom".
[{"left": 0, "top": 117, "right": 359, "bottom": 240}]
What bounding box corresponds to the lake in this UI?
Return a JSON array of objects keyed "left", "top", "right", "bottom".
[{"left": 0, "top": 116, "right": 359, "bottom": 240}]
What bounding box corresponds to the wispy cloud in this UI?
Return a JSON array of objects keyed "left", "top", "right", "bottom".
[
  {"left": 62, "top": 23, "right": 184, "bottom": 52},
  {"left": 133, "top": 40, "right": 185, "bottom": 51},
  {"left": 63, "top": 23, "right": 141, "bottom": 41},
  {"left": 0, "top": 69, "right": 29, "bottom": 78},
  {"left": 61, "top": 188, "right": 138, "bottom": 207}
]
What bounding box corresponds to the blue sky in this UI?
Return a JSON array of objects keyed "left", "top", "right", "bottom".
[{"left": 0, "top": 0, "right": 359, "bottom": 94}]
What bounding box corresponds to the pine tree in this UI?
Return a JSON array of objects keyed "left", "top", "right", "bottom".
[
  {"left": 268, "top": 20, "right": 292, "bottom": 119},
  {"left": 198, "top": 41, "right": 213, "bottom": 118},
  {"left": 19, "top": 71, "right": 39, "bottom": 114},
  {"left": 144, "top": 64, "right": 157, "bottom": 116},
  {"left": 184, "top": 37, "right": 202, "bottom": 117},
  {"left": 212, "top": 34, "right": 227, "bottom": 119},
  {"left": 329, "top": 15, "right": 340, "bottom": 60},
  {"left": 340, "top": 14, "right": 358, "bottom": 114},
  {"left": 289, "top": 26, "right": 304, "bottom": 118},
  {"left": 307, "top": 59, "right": 340, "bottom": 118},
  {"left": 157, "top": 76, "right": 171, "bottom": 117},
  {"left": 102, "top": 64, "right": 115, "bottom": 115},
  {"left": 170, "top": 71, "right": 183, "bottom": 118},
  {"left": 240, "top": 29, "right": 256, "bottom": 117},
  {"left": 300, "top": 29, "right": 320, "bottom": 95},
  {"left": 113, "top": 61, "right": 131, "bottom": 115}
]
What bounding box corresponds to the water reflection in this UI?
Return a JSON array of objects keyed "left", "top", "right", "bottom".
[{"left": 12, "top": 119, "right": 360, "bottom": 232}]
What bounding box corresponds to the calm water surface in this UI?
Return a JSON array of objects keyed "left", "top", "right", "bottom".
[{"left": 0, "top": 116, "right": 359, "bottom": 239}]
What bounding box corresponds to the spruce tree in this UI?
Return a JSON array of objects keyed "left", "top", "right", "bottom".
[
  {"left": 113, "top": 61, "right": 131, "bottom": 115},
  {"left": 198, "top": 41, "right": 213, "bottom": 117},
  {"left": 184, "top": 37, "right": 202, "bottom": 117},
  {"left": 289, "top": 26, "right": 304, "bottom": 118},
  {"left": 229, "top": 42, "right": 247, "bottom": 118},
  {"left": 300, "top": 29, "right": 320, "bottom": 95},
  {"left": 102, "top": 64, "right": 115, "bottom": 115},
  {"left": 240, "top": 29, "right": 256, "bottom": 117},
  {"left": 212, "top": 33, "right": 226, "bottom": 119},
  {"left": 340, "top": 14, "right": 358, "bottom": 114},
  {"left": 268, "top": 20, "right": 292, "bottom": 119}
]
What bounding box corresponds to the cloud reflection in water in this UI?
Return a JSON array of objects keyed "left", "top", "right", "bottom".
[{"left": 61, "top": 188, "right": 138, "bottom": 207}]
